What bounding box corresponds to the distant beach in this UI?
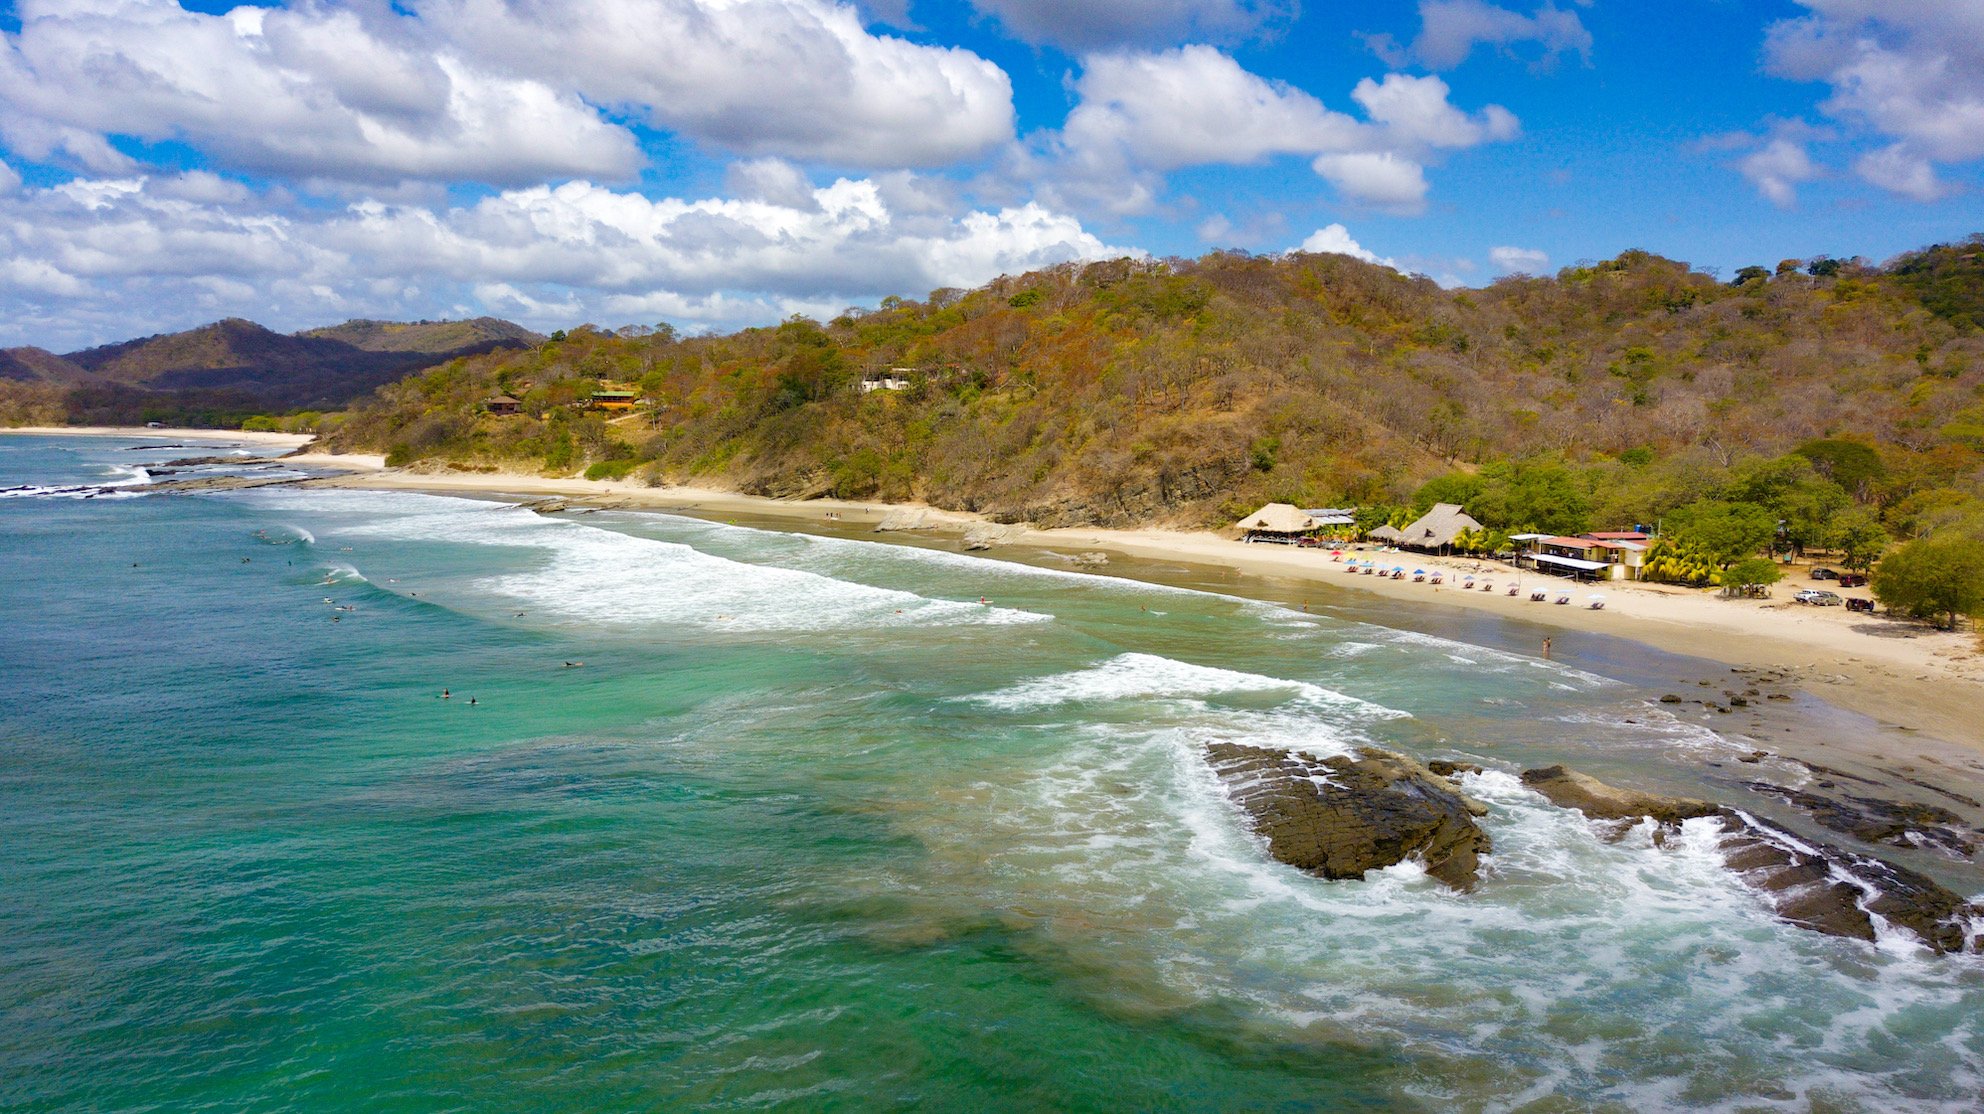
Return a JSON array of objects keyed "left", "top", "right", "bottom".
[
  {"left": 4, "top": 425, "right": 318, "bottom": 448},
  {"left": 311, "top": 458, "right": 1984, "bottom": 750},
  {"left": 12, "top": 425, "right": 1976, "bottom": 747}
]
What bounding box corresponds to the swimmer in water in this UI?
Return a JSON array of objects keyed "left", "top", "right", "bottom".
[{"left": 442, "top": 689, "right": 451, "bottom": 699}]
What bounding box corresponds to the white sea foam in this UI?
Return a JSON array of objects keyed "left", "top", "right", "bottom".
[
  {"left": 633, "top": 510, "right": 1213, "bottom": 598},
  {"left": 262, "top": 490, "right": 1052, "bottom": 633},
  {"left": 966, "top": 652, "right": 1403, "bottom": 721},
  {"left": 874, "top": 716, "right": 1984, "bottom": 1109},
  {"left": 99, "top": 463, "right": 152, "bottom": 487}
]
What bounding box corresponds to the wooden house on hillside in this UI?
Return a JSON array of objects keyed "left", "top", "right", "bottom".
[
  {"left": 483, "top": 394, "right": 522, "bottom": 415},
  {"left": 590, "top": 388, "right": 639, "bottom": 412}
]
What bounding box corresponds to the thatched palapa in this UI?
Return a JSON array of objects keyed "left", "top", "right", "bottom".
[
  {"left": 1236, "top": 502, "right": 1316, "bottom": 541},
  {"left": 1382, "top": 503, "right": 1482, "bottom": 552}
]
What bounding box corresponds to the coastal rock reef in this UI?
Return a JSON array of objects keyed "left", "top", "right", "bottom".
[
  {"left": 1522, "top": 765, "right": 1983, "bottom": 955},
  {"left": 1205, "top": 746, "right": 1980, "bottom": 955},
  {"left": 1204, "top": 743, "right": 1492, "bottom": 890}
]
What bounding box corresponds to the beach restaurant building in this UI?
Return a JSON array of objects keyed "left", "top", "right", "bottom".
[
  {"left": 1514, "top": 533, "right": 1650, "bottom": 581},
  {"left": 1367, "top": 503, "right": 1483, "bottom": 554},
  {"left": 1235, "top": 502, "right": 1318, "bottom": 543}
]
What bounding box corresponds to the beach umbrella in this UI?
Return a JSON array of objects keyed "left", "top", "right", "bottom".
[{"left": 1413, "top": 569, "right": 1424, "bottom": 575}]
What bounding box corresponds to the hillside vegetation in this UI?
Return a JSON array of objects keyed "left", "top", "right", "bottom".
[{"left": 322, "top": 238, "right": 1984, "bottom": 561}]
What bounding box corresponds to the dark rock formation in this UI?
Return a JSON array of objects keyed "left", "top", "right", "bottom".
[
  {"left": 1521, "top": 765, "right": 1722, "bottom": 826},
  {"left": 1522, "top": 765, "right": 1982, "bottom": 954},
  {"left": 1427, "top": 760, "right": 1484, "bottom": 778},
  {"left": 1741, "top": 783, "right": 1976, "bottom": 858},
  {"left": 1207, "top": 744, "right": 1491, "bottom": 890}
]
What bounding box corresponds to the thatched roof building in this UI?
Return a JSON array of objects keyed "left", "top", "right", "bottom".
[
  {"left": 1382, "top": 503, "right": 1483, "bottom": 552},
  {"left": 1235, "top": 502, "right": 1316, "bottom": 541}
]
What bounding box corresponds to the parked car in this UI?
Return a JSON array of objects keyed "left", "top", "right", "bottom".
[
  {"left": 1836, "top": 573, "right": 1867, "bottom": 587},
  {"left": 1794, "top": 589, "right": 1843, "bottom": 606},
  {"left": 1846, "top": 598, "right": 1875, "bottom": 613},
  {"left": 1809, "top": 567, "right": 1838, "bottom": 580}
]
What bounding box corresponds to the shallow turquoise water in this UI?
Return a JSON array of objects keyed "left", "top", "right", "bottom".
[{"left": 3, "top": 433, "right": 1982, "bottom": 1111}]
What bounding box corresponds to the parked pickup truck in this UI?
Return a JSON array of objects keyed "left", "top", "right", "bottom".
[{"left": 1836, "top": 573, "right": 1867, "bottom": 587}]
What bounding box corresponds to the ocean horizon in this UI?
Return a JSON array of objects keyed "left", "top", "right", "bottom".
[{"left": 4, "top": 431, "right": 1983, "bottom": 1111}]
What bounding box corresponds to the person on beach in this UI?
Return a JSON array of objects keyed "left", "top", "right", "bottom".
[{"left": 1542, "top": 637, "right": 1553, "bottom": 659}]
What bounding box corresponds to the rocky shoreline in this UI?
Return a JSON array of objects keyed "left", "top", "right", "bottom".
[{"left": 1208, "top": 746, "right": 1983, "bottom": 956}]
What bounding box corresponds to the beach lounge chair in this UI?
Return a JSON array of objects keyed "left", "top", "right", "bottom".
[
  {"left": 1506, "top": 585, "right": 1518, "bottom": 596},
  {"left": 1430, "top": 572, "right": 1444, "bottom": 585},
  {"left": 1554, "top": 592, "right": 1571, "bottom": 605},
  {"left": 1481, "top": 582, "right": 1493, "bottom": 592},
  {"left": 1412, "top": 570, "right": 1426, "bottom": 582},
  {"left": 1530, "top": 589, "right": 1547, "bottom": 601}
]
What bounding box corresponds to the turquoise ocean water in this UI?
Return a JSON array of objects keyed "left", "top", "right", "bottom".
[{"left": 3, "top": 432, "right": 1983, "bottom": 1111}]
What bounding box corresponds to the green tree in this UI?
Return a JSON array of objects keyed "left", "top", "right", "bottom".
[
  {"left": 1872, "top": 535, "right": 1984, "bottom": 628},
  {"left": 1834, "top": 510, "right": 1890, "bottom": 572},
  {"left": 1722, "top": 557, "right": 1783, "bottom": 597},
  {"left": 1412, "top": 472, "right": 1484, "bottom": 514},
  {"left": 1793, "top": 438, "right": 1885, "bottom": 500},
  {"left": 1663, "top": 499, "right": 1777, "bottom": 567},
  {"left": 1725, "top": 456, "right": 1849, "bottom": 553}
]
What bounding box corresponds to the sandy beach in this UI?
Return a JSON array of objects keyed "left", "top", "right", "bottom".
[
  {"left": 313, "top": 462, "right": 1984, "bottom": 749},
  {"left": 5, "top": 425, "right": 319, "bottom": 449}
]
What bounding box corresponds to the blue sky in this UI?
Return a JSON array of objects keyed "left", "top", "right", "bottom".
[{"left": 0, "top": 0, "right": 1980, "bottom": 349}]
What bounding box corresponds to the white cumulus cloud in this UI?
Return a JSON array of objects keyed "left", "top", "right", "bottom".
[
  {"left": 1367, "top": 0, "right": 1593, "bottom": 71},
  {"left": 1762, "top": 0, "right": 1984, "bottom": 200},
  {"left": 420, "top": 0, "right": 1015, "bottom": 168},
  {"left": 1488, "top": 245, "right": 1548, "bottom": 273},
  {"left": 1049, "top": 47, "right": 1518, "bottom": 215},
  {"left": 0, "top": 170, "right": 1134, "bottom": 347},
  {"left": 0, "top": 0, "right": 642, "bottom": 186},
  {"left": 1311, "top": 152, "right": 1431, "bottom": 213},
  {"left": 0, "top": 0, "right": 1018, "bottom": 186},
  {"left": 1737, "top": 137, "right": 1822, "bottom": 207},
  {"left": 1294, "top": 223, "right": 1397, "bottom": 269}
]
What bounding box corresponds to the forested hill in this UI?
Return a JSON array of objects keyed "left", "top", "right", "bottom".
[
  {"left": 324, "top": 237, "right": 1984, "bottom": 542},
  {"left": 0, "top": 316, "right": 543, "bottom": 426}
]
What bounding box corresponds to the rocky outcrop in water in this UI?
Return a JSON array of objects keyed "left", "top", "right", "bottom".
[
  {"left": 147, "top": 475, "right": 313, "bottom": 494},
  {"left": 1741, "top": 783, "right": 1977, "bottom": 859},
  {"left": 874, "top": 509, "right": 933, "bottom": 532},
  {"left": 1520, "top": 765, "right": 1722, "bottom": 828},
  {"left": 1522, "top": 765, "right": 1982, "bottom": 954},
  {"left": 961, "top": 523, "right": 1023, "bottom": 551},
  {"left": 1206, "top": 744, "right": 1491, "bottom": 890}
]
